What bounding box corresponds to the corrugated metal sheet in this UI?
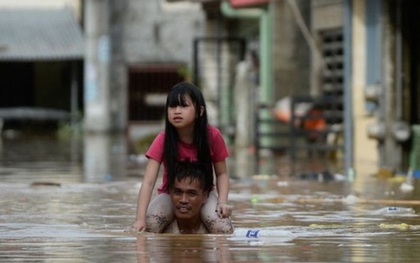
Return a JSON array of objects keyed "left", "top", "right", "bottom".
[{"left": 0, "top": 8, "right": 84, "bottom": 61}]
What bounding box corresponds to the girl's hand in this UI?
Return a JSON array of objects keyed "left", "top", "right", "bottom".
[
  {"left": 216, "top": 202, "right": 233, "bottom": 218},
  {"left": 132, "top": 219, "right": 147, "bottom": 232}
]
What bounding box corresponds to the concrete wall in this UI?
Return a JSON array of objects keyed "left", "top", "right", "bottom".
[
  {"left": 272, "top": 0, "right": 311, "bottom": 100},
  {"left": 89, "top": 0, "right": 206, "bottom": 132},
  {"left": 351, "top": 0, "right": 378, "bottom": 177},
  {"left": 119, "top": 1, "right": 205, "bottom": 65},
  {"left": 117, "top": 0, "right": 205, "bottom": 131},
  {"left": 311, "top": 0, "right": 343, "bottom": 30}
]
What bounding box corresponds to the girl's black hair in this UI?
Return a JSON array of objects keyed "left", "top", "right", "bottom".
[{"left": 163, "top": 82, "right": 213, "bottom": 192}]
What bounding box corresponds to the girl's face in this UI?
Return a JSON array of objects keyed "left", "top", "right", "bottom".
[{"left": 167, "top": 95, "right": 198, "bottom": 130}]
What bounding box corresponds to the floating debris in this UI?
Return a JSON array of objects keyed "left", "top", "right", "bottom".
[{"left": 30, "top": 182, "right": 61, "bottom": 187}]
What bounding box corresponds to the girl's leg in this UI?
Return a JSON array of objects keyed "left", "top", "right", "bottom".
[
  {"left": 201, "top": 191, "right": 234, "bottom": 234},
  {"left": 146, "top": 193, "right": 174, "bottom": 233}
]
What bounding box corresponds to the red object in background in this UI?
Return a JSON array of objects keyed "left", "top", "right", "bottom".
[
  {"left": 230, "top": 0, "right": 269, "bottom": 8},
  {"left": 303, "top": 109, "right": 326, "bottom": 131},
  {"left": 303, "top": 109, "right": 326, "bottom": 142}
]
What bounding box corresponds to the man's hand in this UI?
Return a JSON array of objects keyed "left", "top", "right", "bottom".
[
  {"left": 132, "top": 219, "right": 147, "bottom": 232},
  {"left": 215, "top": 202, "right": 233, "bottom": 218}
]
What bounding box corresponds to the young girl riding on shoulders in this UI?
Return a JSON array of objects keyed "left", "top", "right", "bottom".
[{"left": 132, "top": 81, "right": 234, "bottom": 234}]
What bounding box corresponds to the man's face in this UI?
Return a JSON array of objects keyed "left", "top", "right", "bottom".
[{"left": 170, "top": 177, "right": 208, "bottom": 220}]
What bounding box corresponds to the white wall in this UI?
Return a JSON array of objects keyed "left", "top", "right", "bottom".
[{"left": 121, "top": 0, "right": 205, "bottom": 68}]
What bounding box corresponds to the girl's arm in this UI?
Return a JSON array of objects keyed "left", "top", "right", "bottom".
[
  {"left": 214, "top": 160, "right": 232, "bottom": 218},
  {"left": 132, "top": 159, "right": 160, "bottom": 231}
]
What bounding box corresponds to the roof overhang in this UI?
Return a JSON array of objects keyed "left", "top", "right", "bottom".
[
  {"left": 0, "top": 7, "right": 84, "bottom": 62},
  {"left": 229, "top": 0, "right": 269, "bottom": 8}
]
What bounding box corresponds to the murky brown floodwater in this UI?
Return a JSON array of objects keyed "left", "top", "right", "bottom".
[{"left": 2, "top": 134, "right": 420, "bottom": 262}]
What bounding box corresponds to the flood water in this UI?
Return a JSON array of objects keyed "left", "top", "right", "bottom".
[{"left": 2, "top": 133, "right": 420, "bottom": 262}]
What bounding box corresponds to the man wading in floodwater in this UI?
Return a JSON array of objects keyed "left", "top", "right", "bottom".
[{"left": 162, "top": 161, "right": 233, "bottom": 234}]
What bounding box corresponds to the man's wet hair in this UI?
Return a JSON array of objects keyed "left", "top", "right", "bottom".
[{"left": 167, "top": 161, "right": 213, "bottom": 194}]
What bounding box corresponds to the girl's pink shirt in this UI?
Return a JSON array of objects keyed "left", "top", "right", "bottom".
[{"left": 145, "top": 125, "right": 230, "bottom": 194}]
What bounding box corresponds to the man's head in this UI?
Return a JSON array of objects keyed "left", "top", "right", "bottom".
[{"left": 169, "top": 161, "right": 212, "bottom": 221}]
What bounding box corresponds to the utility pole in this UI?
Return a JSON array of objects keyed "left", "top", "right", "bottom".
[{"left": 84, "top": 0, "right": 112, "bottom": 132}]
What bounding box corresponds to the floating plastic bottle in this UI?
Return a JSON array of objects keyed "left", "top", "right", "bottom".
[
  {"left": 232, "top": 228, "right": 291, "bottom": 238},
  {"left": 372, "top": 206, "right": 415, "bottom": 215}
]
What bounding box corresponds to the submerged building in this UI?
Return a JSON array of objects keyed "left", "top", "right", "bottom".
[{"left": 1, "top": 0, "right": 419, "bottom": 178}]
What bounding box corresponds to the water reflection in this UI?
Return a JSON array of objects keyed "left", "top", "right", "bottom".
[
  {"left": 135, "top": 234, "right": 232, "bottom": 263},
  {"left": 0, "top": 134, "right": 83, "bottom": 183},
  {"left": 83, "top": 133, "right": 127, "bottom": 182},
  {"left": 2, "top": 134, "right": 420, "bottom": 262}
]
